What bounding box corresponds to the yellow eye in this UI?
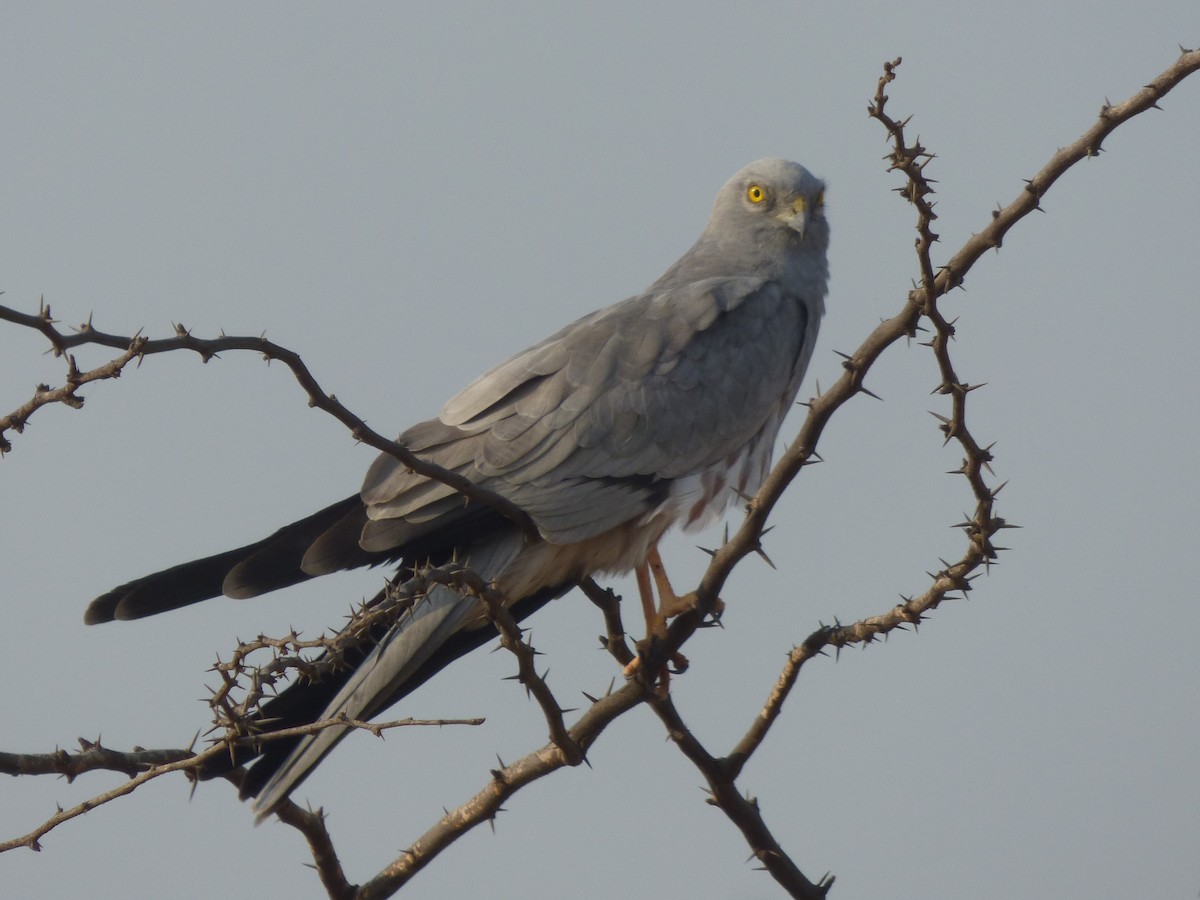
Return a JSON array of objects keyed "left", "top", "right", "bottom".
[{"left": 746, "top": 184, "right": 766, "bottom": 204}]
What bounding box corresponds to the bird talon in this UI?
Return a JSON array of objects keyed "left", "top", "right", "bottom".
[
  {"left": 658, "top": 590, "right": 700, "bottom": 621},
  {"left": 621, "top": 643, "right": 686, "bottom": 695}
]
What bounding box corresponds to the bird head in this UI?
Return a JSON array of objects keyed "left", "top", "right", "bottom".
[{"left": 708, "top": 158, "right": 828, "bottom": 255}]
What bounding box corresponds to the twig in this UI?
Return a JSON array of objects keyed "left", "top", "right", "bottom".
[
  {"left": 389, "top": 564, "right": 585, "bottom": 765},
  {"left": 0, "top": 716, "right": 479, "bottom": 854},
  {"left": 270, "top": 798, "right": 356, "bottom": 900},
  {"left": 353, "top": 680, "right": 648, "bottom": 900},
  {"left": 0, "top": 739, "right": 194, "bottom": 780},
  {"left": 0, "top": 301, "right": 537, "bottom": 537},
  {"left": 0, "top": 743, "right": 230, "bottom": 853},
  {"left": 578, "top": 576, "right": 635, "bottom": 667},
  {"left": 651, "top": 696, "right": 834, "bottom": 899}
]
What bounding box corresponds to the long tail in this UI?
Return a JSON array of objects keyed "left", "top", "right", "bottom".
[{"left": 86, "top": 493, "right": 567, "bottom": 814}]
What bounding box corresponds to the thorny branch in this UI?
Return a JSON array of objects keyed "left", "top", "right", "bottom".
[
  {"left": 445, "top": 568, "right": 585, "bottom": 765},
  {"left": 0, "top": 743, "right": 230, "bottom": 853},
  {"left": 0, "top": 717, "right": 481, "bottom": 856},
  {"left": 2, "top": 47, "right": 1197, "bottom": 899},
  {"left": 0, "top": 302, "right": 537, "bottom": 537},
  {"left": 0, "top": 740, "right": 195, "bottom": 780},
  {"left": 618, "top": 48, "right": 1200, "bottom": 899}
]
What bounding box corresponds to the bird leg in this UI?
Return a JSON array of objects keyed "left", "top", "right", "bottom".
[
  {"left": 646, "top": 543, "right": 705, "bottom": 620},
  {"left": 623, "top": 542, "right": 716, "bottom": 693}
]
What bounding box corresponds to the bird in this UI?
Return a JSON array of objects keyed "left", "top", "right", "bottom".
[{"left": 84, "top": 158, "right": 830, "bottom": 818}]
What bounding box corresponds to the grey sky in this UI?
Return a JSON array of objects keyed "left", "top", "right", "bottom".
[{"left": 3, "top": 4, "right": 1198, "bottom": 899}]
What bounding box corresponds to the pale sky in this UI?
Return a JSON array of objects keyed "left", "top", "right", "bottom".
[{"left": 3, "top": 4, "right": 1198, "bottom": 899}]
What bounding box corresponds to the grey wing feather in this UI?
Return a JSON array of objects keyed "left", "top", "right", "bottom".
[{"left": 359, "top": 275, "right": 813, "bottom": 548}]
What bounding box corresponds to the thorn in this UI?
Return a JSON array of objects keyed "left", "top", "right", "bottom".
[{"left": 754, "top": 545, "right": 776, "bottom": 570}]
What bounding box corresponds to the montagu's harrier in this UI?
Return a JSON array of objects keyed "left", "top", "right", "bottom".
[{"left": 85, "top": 158, "right": 829, "bottom": 817}]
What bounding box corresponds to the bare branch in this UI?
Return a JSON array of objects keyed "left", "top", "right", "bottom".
[
  {"left": 579, "top": 576, "right": 636, "bottom": 668},
  {"left": 651, "top": 697, "right": 834, "bottom": 899},
  {"left": 0, "top": 303, "right": 537, "bottom": 537},
  {"left": 269, "top": 797, "right": 356, "bottom": 900},
  {"left": 0, "top": 739, "right": 194, "bottom": 780},
  {"left": 0, "top": 743, "right": 230, "bottom": 853},
  {"left": 388, "top": 564, "right": 586, "bottom": 765},
  {"left": 0, "top": 716, "right": 477, "bottom": 856},
  {"left": 353, "top": 680, "right": 648, "bottom": 900}
]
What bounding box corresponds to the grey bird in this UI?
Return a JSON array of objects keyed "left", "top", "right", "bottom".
[{"left": 84, "top": 158, "right": 829, "bottom": 817}]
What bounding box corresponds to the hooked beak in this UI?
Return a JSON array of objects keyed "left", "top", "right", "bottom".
[{"left": 777, "top": 195, "right": 813, "bottom": 240}]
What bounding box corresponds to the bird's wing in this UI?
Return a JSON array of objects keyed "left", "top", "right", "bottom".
[
  {"left": 359, "top": 275, "right": 814, "bottom": 548},
  {"left": 250, "top": 276, "right": 814, "bottom": 814},
  {"left": 84, "top": 495, "right": 372, "bottom": 622}
]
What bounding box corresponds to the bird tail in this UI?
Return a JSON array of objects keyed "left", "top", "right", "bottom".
[
  {"left": 86, "top": 492, "right": 564, "bottom": 815},
  {"left": 248, "top": 531, "right": 528, "bottom": 819}
]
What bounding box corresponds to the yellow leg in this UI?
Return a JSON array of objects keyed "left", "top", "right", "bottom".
[
  {"left": 647, "top": 544, "right": 703, "bottom": 620},
  {"left": 635, "top": 558, "right": 658, "bottom": 632},
  {"left": 622, "top": 541, "right": 710, "bottom": 692}
]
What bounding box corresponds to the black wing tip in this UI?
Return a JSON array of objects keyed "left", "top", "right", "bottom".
[
  {"left": 83, "top": 588, "right": 141, "bottom": 624},
  {"left": 83, "top": 597, "right": 116, "bottom": 625}
]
